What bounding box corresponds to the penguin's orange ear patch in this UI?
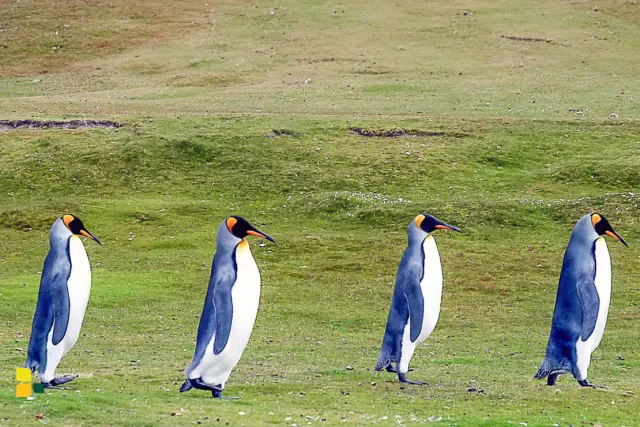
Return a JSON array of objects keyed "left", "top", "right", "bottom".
[
  {"left": 591, "top": 214, "right": 602, "bottom": 228},
  {"left": 63, "top": 215, "right": 74, "bottom": 228},
  {"left": 226, "top": 217, "right": 237, "bottom": 233},
  {"left": 415, "top": 214, "right": 425, "bottom": 228}
]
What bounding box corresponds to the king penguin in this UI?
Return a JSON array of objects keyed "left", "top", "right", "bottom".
[
  {"left": 375, "top": 214, "right": 461, "bottom": 384},
  {"left": 180, "top": 216, "right": 275, "bottom": 398},
  {"left": 535, "top": 213, "right": 627, "bottom": 388},
  {"left": 24, "top": 214, "right": 102, "bottom": 388}
]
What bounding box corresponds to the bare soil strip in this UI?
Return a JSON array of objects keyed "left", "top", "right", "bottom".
[
  {"left": 350, "top": 127, "right": 468, "bottom": 138},
  {"left": 0, "top": 119, "right": 123, "bottom": 131}
]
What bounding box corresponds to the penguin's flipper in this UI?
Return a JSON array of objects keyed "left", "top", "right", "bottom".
[
  {"left": 208, "top": 259, "right": 237, "bottom": 356},
  {"left": 400, "top": 262, "right": 425, "bottom": 342},
  {"left": 212, "top": 280, "right": 235, "bottom": 355},
  {"left": 576, "top": 277, "right": 600, "bottom": 341},
  {"left": 51, "top": 270, "right": 72, "bottom": 345},
  {"left": 48, "top": 243, "right": 74, "bottom": 346}
]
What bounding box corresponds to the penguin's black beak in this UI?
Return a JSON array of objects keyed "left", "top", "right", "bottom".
[
  {"left": 247, "top": 227, "right": 276, "bottom": 243},
  {"left": 605, "top": 229, "right": 628, "bottom": 247},
  {"left": 434, "top": 222, "right": 462, "bottom": 233},
  {"left": 80, "top": 229, "right": 103, "bottom": 245}
]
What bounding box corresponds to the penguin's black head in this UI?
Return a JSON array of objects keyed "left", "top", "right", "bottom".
[
  {"left": 226, "top": 216, "right": 276, "bottom": 243},
  {"left": 591, "top": 213, "right": 627, "bottom": 247},
  {"left": 62, "top": 214, "right": 102, "bottom": 245},
  {"left": 415, "top": 214, "right": 462, "bottom": 234}
]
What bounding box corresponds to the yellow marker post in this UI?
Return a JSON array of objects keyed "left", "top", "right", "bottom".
[
  {"left": 16, "top": 367, "right": 32, "bottom": 382},
  {"left": 16, "top": 383, "right": 33, "bottom": 398},
  {"left": 16, "top": 367, "right": 33, "bottom": 398}
]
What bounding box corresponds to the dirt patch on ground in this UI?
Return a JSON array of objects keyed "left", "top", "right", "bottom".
[
  {"left": 501, "top": 35, "right": 552, "bottom": 43},
  {"left": 350, "top": 127, "right": 468, "bottom": 138},
  {"left": 265, "top": 129, "right": 299, "bottom": 138},
  {"left": 0, "top": 120, "right": 123, "bottom": 131},
  {"left": 501, "top": 35, "right": 569, "bottom": 47}
]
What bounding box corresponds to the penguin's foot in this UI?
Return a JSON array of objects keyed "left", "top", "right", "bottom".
[
  {"left": 42, "top": 384, "right": 72, "bottom": 390},
  {"left": 547, "top": 373, "right": 559, "bottom": 386},
  {"left": 183, "top": 378, "right": 224, "bottom": 396},
  {"left": 179, "top": 379, "right": 193, "bottom": 392},
  {"left": 385, "top": 365, "right": 414, "bottom": 374},
  {"left": 211, "top": 388, "right": 242, "bottom": 399},
  {"left": 578, "top": 379, "right": 609, "bottom": 389},
  {"left": 44, "top": 375, "right": 78, "bottom": 389},
  {"left": 398, "top": 373, "right": 426, "bottom": 385}
]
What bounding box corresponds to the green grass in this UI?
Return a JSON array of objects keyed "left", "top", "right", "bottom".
[{"left": 0, "top": 0, "right": 639, "bottom": 425}]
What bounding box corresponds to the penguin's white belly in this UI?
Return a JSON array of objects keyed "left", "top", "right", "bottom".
[
  {"left": 576, "top": 237, "right": 611, "bottom": 378},
  {"left": 62, "top": 236, "right": 92, "bottom": 350},
  {"left": 199, "top": 240, "right": 261, "bottom": 387},
  {"left": 415, "top": 235, "right": 443, "bottom": 344},
  {"left": 43, "top": 236, "right": 91, "bottom": 381}
]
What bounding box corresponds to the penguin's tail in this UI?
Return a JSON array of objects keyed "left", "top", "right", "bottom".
[
  {"left": 534, "top": 366, "right": 549, "bottom": 380},
  {"left": 375, "top": 349, "right": 392, "bottom": 372},
  {"left": 24, "top": 357, "right": 38, "bottom": 373},
  {"left": 179, "top": 378, "right": 193, "bottom": 393},
  {"left": 534, "top": 357, "right": 570, "bottom": 380}
]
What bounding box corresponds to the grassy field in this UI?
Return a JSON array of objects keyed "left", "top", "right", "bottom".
[{"left": 0, "top": 0, "right": 639, "bottom": 425}]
